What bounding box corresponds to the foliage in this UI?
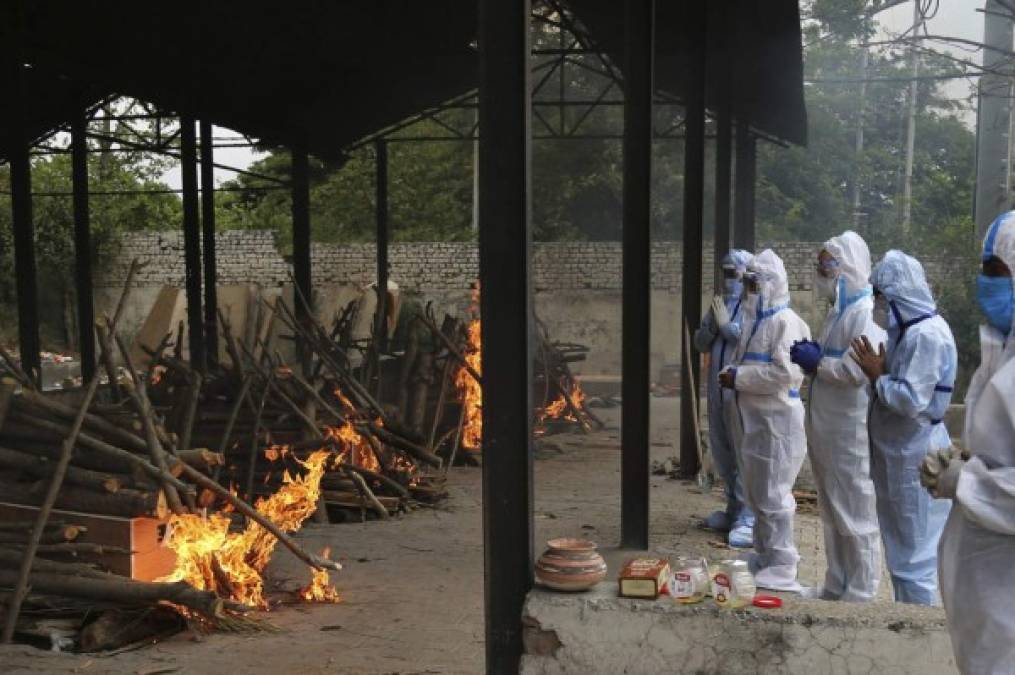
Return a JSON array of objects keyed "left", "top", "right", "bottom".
[
  {"left": 0, "top": 139, "right": 181, "bottom": 347},
  {"left": 216, "top": 126, "right": 475, "bottom": 248},
  {"left": 921, "top": 217, "right": 982, "bottom": 398},
  {"left": 758, "top": 7, "right": 974, "bottom": 247}
]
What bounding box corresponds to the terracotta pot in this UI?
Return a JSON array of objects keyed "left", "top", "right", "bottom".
[{"left": 535, "top": 538, "right": 607, "bottom": 592}]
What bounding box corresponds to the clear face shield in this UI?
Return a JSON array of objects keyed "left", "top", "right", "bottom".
[{"left": 815, "top": 251, "right": 840, "bottom": 302}]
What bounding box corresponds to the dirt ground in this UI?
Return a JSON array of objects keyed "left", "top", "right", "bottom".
[{"left": 0, "top": 397, "right": 889, "bottom": 675}]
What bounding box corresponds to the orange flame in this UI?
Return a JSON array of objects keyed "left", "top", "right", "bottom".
[
  {"left": 456, "top": 286, "right": 482, "bottom": 450},
  {"left": 536, "top": 379, "right": 588, "bottom": 425},
  {"left": 300, "top": 546, "right": 341, "bottom": 603},
  {"left": 159, "top": 449, "right": 336, "bottom": 609},
  {"left": 326, "top": 422, "right": 382, "bottom": 473}
]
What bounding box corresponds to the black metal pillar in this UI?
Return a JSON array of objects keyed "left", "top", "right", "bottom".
[
  {"left": 291, "top": 147, "right": 312, "bottom": 374},
  {"left": 679, "top": 2, "right": 707, "bottom": 477},
  {"left": 374, "top": 140, "right": 389, "bottom": 351},
  {"left": 71, "top": 111, "right": 96, "bottom": 382},
  {"left": 8, "top": 62, "right": 40, "bottom": 384},
  {"left": 713, "top": 101, "right": 733, "bottom": 287},
  {"left": 200, "top": 120, "right": 218, "bottom": 368},
  {"left": 734, "top": 120, "right": 757, "bottom": 251},
  {"left": 180, "top": 117, "right": 205, "bottom": 371},
  {"left": 478, "top": 0, "right": 533, "bottom": 671},
  {"left": 620, "top": 0, "right": 654, "bottom": 550}
]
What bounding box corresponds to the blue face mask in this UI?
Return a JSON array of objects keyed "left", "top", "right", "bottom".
[
  {"left": 977, "top": 274, "right": 1014, "bottom": 335},
  {"left": 724, "top": 278, "right": 743, "bottom": 299}
]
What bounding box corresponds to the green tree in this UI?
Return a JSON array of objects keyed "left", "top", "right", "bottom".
[{"left": 0, "top": 144, "right": 181, "bottom": 348}]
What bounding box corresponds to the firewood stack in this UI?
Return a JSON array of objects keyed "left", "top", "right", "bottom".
[
  {"left": 533, "top": 318, "right": 604, "bottom": 436},
  {"left": 0, "top": 262, "right": 335, "bottom": 650},
  {"left": 146, "top": 292, "right": 454, "bottom": 521}
]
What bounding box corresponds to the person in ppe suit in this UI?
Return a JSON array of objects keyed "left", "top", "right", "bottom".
[
  {"left": 694, "top": 249, "right": 756, "bottom": 548},
  {"left": 850, "top": 250, "right": 955, "bottom": 605},
  {"left": 791, "top": 231, "right": 885, "bottom": 602},
  {"left": 920, "top": 211, "right": 1015, "bottom": 674},
  {"left": 718, "top": 249, "right": 810, "bottom": 591}
]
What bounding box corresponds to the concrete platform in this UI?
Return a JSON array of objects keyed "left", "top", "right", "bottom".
[{"left": 522, "top": 584, "right": 955, "bottom": 675}]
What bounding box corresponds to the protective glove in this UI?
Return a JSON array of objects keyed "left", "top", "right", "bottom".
[
  {"left": 920, "top": 446, "right": 966, "bottom": 499},
  {"left": 711, "top": 296, "right": 730, "bottom": 331},
  {"left": 789, "top": 339, "right": 822, "bottom": 373}
]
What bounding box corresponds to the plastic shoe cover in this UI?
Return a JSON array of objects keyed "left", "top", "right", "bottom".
[
  {"left": 702, "top": 510, "right": 732, "bottom": 532},
  {"left": 799, "top": 586, "right": 825, "bottom": 600},
  {"left": 754, "top": 565, "right": 803, "bottom": 593},
  {"left": 728, "top": 524, "right": 754, "bottom": 549}
]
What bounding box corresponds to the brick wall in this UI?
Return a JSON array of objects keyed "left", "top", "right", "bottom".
[{"left": 97, "top": 230, "right": 828, "bottom": 293}]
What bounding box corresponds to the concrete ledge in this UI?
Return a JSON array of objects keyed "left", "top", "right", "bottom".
[{"left": 521, "top": 584, "right": 956, "bottom": 675}]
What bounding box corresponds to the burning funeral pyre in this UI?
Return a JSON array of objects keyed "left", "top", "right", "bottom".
[
  {"left": 0, "top": 265, "right": 600, "bottom": 652},
  {"left": 0, "top": 261, "right": 451, "bottom": 651}
]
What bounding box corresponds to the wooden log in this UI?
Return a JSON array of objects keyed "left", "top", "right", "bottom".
[
  {"left": 341, "top": 463, "right": 410, "bottom": 498},
  {"left": 343, "top": 468, "right": 390, "bottom": 520},
  {"left": 244, "top": 369, "right": 274, "bottom": 502},
  {"left": 5, "top": 542, "right": 133, "bottom": 556},
  {"left": 13, "top": 390, "right": 149, "bottom": 455},
  {"left": 321, "top": 491, "right": 399, "bottom": 511},
  {"left": 0, "top": 379, "right": 16, "bottom": 435},
  {"left": 0, "top": 347, "right": 35, "bottom": 390},
  {"left": 112, "top": 334, "right": 187, "bottom": 514},
  {"left": 366, "top": 424, "right": 441, "bottom": 468},
  {"left": 0, "top": 479, "right": 164, "bottom": 519},
  {"left": 418, "top": 313, "right": 481, "bottom": 384},
  {"left": 0, "top": 529, "right": 80, "bottom": 545},
  {"left": 176, "top": 371, "right": 203, "bottom": 454},
  {"left": 176, "top": 448, "right": 225, "bottom": 469},
  {"left": 0, "top": 446, "right": 122, "bottom": 494},
  {"left": 7, "top": 413, "right": 193, "bottom": 496},
  {"left": 1, "top": 260, "right": 144, "bottom": 644},
  {"left": 0, "top": 547, "right": 108, "bottom": 578},
  {"left": 428, "top": 353, "right": 455, "bottom": 449},
  {"left": 0, "top": 568, "right": 250, "bottom": 618},
  {"left": 78, "top": 606, "right": 183, "bottom": 653},
  {"left": 0, "top": 521, "right": 67, "bottom": 533}
]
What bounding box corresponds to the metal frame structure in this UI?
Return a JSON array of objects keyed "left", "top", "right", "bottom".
[{"left": 1, "top": 2, "right": 807, "bottom": 672}]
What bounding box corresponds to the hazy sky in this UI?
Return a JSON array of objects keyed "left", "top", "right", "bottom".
[
  {"left": 877, "top": 0, "right": 990, "bottom": 117},
  {"left": 164, "top": 2, "right": 995, "bottom": 189}
]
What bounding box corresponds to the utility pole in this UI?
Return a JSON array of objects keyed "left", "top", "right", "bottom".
[
  {"left": 852, "top": 31, "right": 869, "bottom": 232},
  {"left": 854, "top": 1, "right": 910, "bottom": 233},
  {"left": 901, "top": 0, "right": 922, "bottom": 235},
  {"left": 975, "top": 0, "right": 1014, "bottom": 236}
]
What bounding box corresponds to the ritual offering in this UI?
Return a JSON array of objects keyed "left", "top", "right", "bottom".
[
  {"left": 534, "top": 538, "right": 607, "bottom": 592},
  {"left": 711, "top": 560, "right": 756, "bottom": 608},
  {"left": 670, "top": 556, "right": 709, "bottom": 604},
  {"left": 618, "top": 558, "right": 671, "bottom": 599}
]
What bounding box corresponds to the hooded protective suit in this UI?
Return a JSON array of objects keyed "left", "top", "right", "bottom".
[
  {"left": 869, "top": 251, "right": 955, "bottom": 605},
  {"left": 694, "top": 249, "right": 755, "bottom": 533},
  {"left": 806, "top": 232, "right": 885, "bottom": 601},
  {"left": 729, "top": 249, "right": 811, "bottom": 591},
  {"left": 938, "top": 212, "right": 1015, "bottom": 674}
]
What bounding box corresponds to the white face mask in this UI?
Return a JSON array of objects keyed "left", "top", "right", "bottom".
[
  {"left": 873, "top": 297, "right": 891, "bottom": 330},
  {"left": 815, "top": 274, "right": 838, "bottom": 303}
]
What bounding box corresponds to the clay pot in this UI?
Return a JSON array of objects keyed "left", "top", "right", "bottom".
[{"left": 535, "top": 538, "right": 607, "bottom": 592}]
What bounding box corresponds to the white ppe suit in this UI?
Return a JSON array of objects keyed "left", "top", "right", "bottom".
[
  {"left": 938, "top": 212, "right": 1015, "bottom": 674},
  {"left": 694, "top": 249, "right": 755, "bottom": 530},
  {"left": 730, "top": 249, "right": 811, "bottom": 591},
  {"left": 869, "top": 251, "right": 955, "bottom": 605},
  {"left": 806, "top": 231, "right": 885, "bottom": 601}
]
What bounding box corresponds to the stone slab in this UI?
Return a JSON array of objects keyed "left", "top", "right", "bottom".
[{"left": 521, "top": 584, "right": 956, "bottom": 675}]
